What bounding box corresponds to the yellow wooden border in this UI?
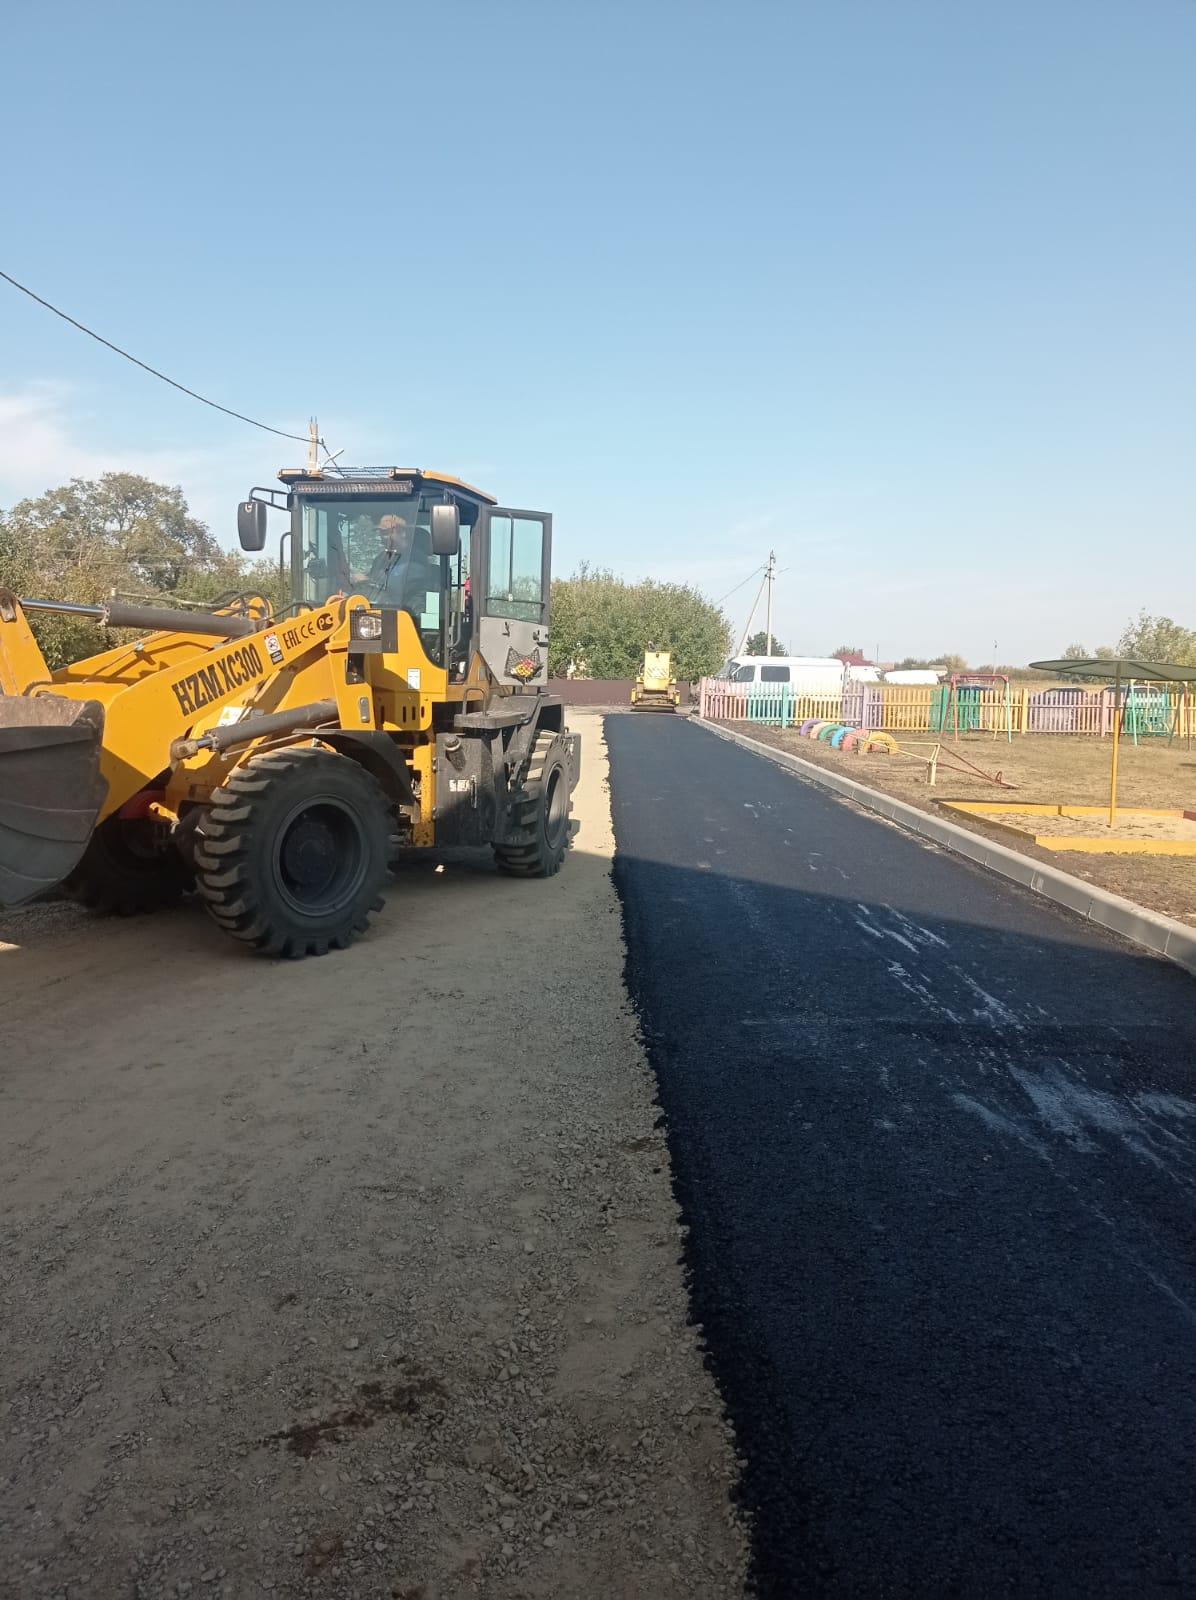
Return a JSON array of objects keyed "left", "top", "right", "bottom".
[
  {"left": 1036, "top": 838, "right": 1196, "bottom": 856},
  {"left": 942, "top": 802, "right": 1183, "bottom": 820},
  {"left": 938, "top": 801, "right": 1196, "bottom": 855}
]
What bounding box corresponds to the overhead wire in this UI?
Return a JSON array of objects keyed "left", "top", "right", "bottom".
[
  {"left": 713, "top": 565, "right": 765, "bottom": 607},
  {"left": 0, "top": 267, "right": 314, "bottom": 445}
]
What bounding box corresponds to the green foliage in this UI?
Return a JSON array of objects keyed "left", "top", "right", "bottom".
[
  {"left": 0, "top": 473, "right": 285, "bottom": 668},
  {"left": 896, "top": 652, "right": 968, "bottom": 673},
  {"left": 550, "top": 563, "right": 731, "bottom": 681},
  {"left": 1117, "top": 611, "right": 1196, "bottom": 666},
  {"left": 1056, "top": 643, "right": 1116, "bottom": 664},
  {"left": 746, "top": 630, "right": 787, "bottom": 656}
]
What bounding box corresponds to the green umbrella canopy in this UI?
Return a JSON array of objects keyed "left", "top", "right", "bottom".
[{"left": 1030, "top": 657, "right": 1196, "bottom": 682}]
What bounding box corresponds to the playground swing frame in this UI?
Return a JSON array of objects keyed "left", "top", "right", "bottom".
[{"left": 941, "top": 673, "right": 1013, "bottom": 744}]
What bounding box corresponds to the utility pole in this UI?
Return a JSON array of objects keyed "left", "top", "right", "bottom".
[
  {"left": 735, "top": 565, "right": 768, "bottom": 658},
  {"left": 764, "top": 550, "right": 776, "bottom": 657}
]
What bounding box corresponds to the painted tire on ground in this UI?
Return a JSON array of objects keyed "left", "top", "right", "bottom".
[
  {"left": 830, "top": 727, "right": 851, "bottom": 748},
  {"left": 863, "top": 731, "right": 898, "bottom": 754},
  {"left": 817, "top": 724, "right": 842, "bottom": 742},
  {"left": 798, "top": 719, "right": 821, "bottom": 737}
]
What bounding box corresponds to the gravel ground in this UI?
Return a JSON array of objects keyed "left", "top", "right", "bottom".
[{"left": 0, "top": 710, "right": 746, "bottom": 1600}]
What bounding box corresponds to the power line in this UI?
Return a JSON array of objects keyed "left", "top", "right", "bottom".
[
  {"left": 0, "top": 267, "right": 313, "bottom": 445},
  {"left": 713, "top": 565, "right": 765, "bottom": 607}
]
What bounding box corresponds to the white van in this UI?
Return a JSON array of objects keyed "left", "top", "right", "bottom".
[{"left": 720, "top": 656, "right": 846, "bottom": 693}]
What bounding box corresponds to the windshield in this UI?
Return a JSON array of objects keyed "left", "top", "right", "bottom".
[
  {"left": 296, "top": 491, "right": 477, "bottom": 669},
  {"left": 299, "top": 496, "right": 426, "bottom": 605}
]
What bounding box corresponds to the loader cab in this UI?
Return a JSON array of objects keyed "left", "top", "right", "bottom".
[{"left": 250, "top": 468, "right": 553, "bottom": 689}]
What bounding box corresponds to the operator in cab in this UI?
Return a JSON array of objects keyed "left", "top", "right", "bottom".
[{"left": 353, "top": 514, "right": 442, "bottom": 622}]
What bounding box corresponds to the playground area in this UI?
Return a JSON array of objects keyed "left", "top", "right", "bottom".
[{"left": 732, "top": 724, "right": 1196, "bottom": 926}]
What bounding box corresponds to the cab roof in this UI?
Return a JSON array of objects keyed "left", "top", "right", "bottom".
[{"left": 277, "top": 466, "right": 496, "bottom": 504}]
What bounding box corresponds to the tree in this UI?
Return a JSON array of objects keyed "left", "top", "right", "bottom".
[
  {"left": 549, "top": 564, "right": 731, "bottom": 681},
  {"left": 1062, "top": 643, "right": 1088, "bottom": 659},
  {"left": 0, "top": 473, "right": 280, "bottom": 668},
  {"left": 746, "top": 630, "right": 787, "bottom": 656},
  {"left": 831, "top": 645, "right": 870, "bottom": 666},
  {"left": 1117, "top": 611, "right": 1196, "bottom": 666},
  {"left": 895, "top": 652, "right": 967, "bottom": 674},
  {"left": 4, "top": 473, "right": 219, "bottom": 593}
]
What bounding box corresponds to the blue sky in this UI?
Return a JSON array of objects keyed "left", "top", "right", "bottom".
[{"left": 2, "top": 0, "right": 1193, "bottom": 663}]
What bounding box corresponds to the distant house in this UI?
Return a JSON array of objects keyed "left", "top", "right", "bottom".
[{"left": 884, "top": 669, "right": 942, "bottom": 685}]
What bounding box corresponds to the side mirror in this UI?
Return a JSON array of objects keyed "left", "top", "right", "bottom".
[
  {"left": 237, "top": 499, "right": 268, "bottom": 552},
  {"left": 430, "top": 502, "right": 461, "bottom": 557}
]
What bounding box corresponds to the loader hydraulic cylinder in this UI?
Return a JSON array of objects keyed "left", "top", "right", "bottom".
[
  {"left": 20, "top": 597, "right": 258, "bottom": 639},
  {"left": 170, "top": 699, "right": 338, "bottom": 760}
]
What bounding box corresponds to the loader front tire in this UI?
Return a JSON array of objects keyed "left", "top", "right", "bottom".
[
  {"left": 194, "top": 747, "right": 390, "bottom": 958},
  {"left": 63, "top": 815, "right": 191, "bottom": 916},
  {"left": 493, "top": 732, "right": 571, "bottom": 879}
]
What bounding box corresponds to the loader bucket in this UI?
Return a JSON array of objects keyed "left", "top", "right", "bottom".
[{"left": 0, "top": 695, "right": 108, "bottom": 907}]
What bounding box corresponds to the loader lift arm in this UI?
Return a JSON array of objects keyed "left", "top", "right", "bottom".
[{"left": 0, "top": 589, "right": 369, "bottom": 906}]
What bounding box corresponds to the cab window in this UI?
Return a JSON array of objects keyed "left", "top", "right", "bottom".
[
  {"left": 487, "top": 515, "right": 545, "bottom": 622},
  {"left": 760, "top": 664, "right": 790, "bottom": 683}
]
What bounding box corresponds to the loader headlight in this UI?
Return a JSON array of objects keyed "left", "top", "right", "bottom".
[{"left": 351, "top": 611, "right": 384, "bottom": 641}]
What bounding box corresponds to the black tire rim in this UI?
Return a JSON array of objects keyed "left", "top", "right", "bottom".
[
  {"left": 111, "top": 819, "right": 162, "bottom": 865},
  {"left": 272, "top": 796, "right": 369, "bottom": 918},
  {"left": 543, "top": 763, "right": 568, "bottom": 852}
]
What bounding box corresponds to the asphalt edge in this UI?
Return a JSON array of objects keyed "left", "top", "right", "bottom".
[{"left": 691, "top": 717, "right": 1196, "bottom": 980}]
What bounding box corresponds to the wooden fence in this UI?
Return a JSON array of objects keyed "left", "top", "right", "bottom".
[{"left": 697, "top": 679, "right": 1196, "bottom": 738}]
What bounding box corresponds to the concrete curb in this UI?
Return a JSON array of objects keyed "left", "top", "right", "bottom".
[{"left": 691, "top": 717, "right": 1196, "bottom": 980}]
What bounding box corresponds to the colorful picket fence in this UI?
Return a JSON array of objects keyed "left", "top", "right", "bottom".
[
  {"left": 696, "top": 679, "right": 1196, "bottom": 739},
  {"left": 698, "top": 682, "right": 845, "bottom": 725}
]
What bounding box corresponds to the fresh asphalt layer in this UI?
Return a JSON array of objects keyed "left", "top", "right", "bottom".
[{"left": 605, "top": 711, "right": 1196, "bottom": 1598}]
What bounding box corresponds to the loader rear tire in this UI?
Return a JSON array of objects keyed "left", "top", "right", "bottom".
[
  {"left": 493, "top": 732, "right": 570, "bottom": 879},
  {"left": 63, "top": 815, "right": 191, "bottom": 916},
  {"left": 194, "top": 747, "right": 390, "bottom": 958}
]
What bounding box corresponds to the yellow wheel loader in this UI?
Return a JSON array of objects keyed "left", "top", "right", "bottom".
[
  {"left": 0, "top": 466, "right": 579, "bottom": 957},
  {"left": 630, "top": 648, "right": 680, "bottom": 712}
]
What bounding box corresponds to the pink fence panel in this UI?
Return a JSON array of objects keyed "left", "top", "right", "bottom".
[
  {"left": 699, "top": 681, "right": 748, "bottom": 720},
  {"left": 1027, "top": 690, "right": 1107, "bottom": 735}
]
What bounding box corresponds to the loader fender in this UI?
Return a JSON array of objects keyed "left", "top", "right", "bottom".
[{"left": 303, "top": 729, "right": 416, "bottom": 810}]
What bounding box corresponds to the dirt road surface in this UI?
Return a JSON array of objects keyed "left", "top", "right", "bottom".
[{"left": 0, "top": 711, "right": 746, "bottom": 1600}]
